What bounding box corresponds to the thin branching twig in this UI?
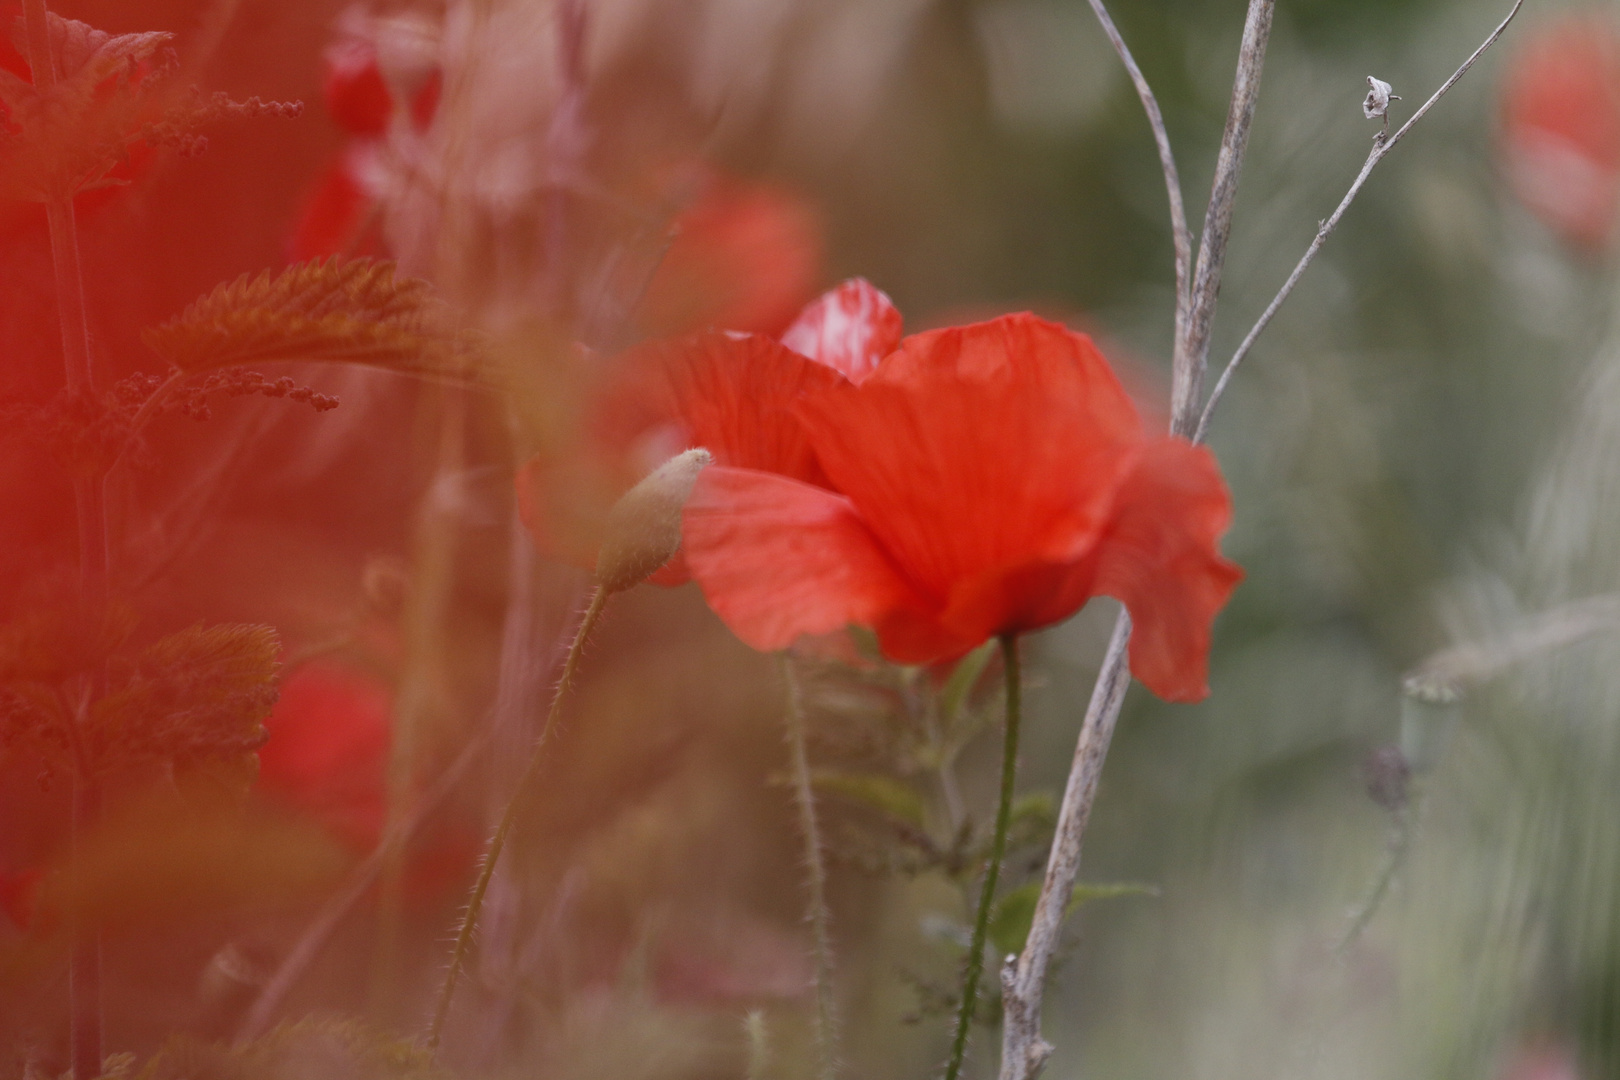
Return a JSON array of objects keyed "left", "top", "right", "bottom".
[
  {"left": 1173, "top": 0, "right": 1277, "bottom": 433},
  {"left": 1195, "top": 0, "right": 1526, "bottom": 445},
  {"left": 1082, "top": 0, "right": 1193, "bottom": 338}
]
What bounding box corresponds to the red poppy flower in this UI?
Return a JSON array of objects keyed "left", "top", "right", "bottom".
[
  {"left": 517, "top": 278, "right": 901, "bottom": 581},
  {"left": 681, "top": 313, "right": 1241, "bottom": 702},
  {"left": 638, "top": 172, "right": 824, "bottom": 338},
  {"left": 0, "top": 865, "right": 43, "bottom": 931},
  {"left": 1500, "top": 12, "right": 1620, "bottom": 249},
  {"left": 288, "top": 22, "right": 442, "bottom": 261},
  {"left": 255, "top": 661, "right": 392, "bottom": 852}
]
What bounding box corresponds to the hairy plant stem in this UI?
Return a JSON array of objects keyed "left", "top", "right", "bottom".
[
  {"left": 424, "top": 585, "right": 610, "bottom": 1054},
  {"left": 371, "top": 391, "right": 466, "bottom": 1017},
  {"left": 24, "top": 3, "right": 111, "bottom": 1073},
  {"left": 780, "top": 655, "right": 837, "bottom": 1080},
  {"left": 943, "top": 635, "right": 1023, "bottom": 1080},
  {"left": 234, "top": 735, "right": 486, "bottom": 1045}
]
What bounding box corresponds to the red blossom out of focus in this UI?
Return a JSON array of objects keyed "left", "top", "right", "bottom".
[
  {"left": 681, "top": 313, "right": 1242, "bottom": 702},
  {"left": 638, "top": 172, "right": 824, "bottom": 339},
  {"left": 288, "top": 22, "right": 440, "bottom": 261},
  {"left": 515, "top": 278, "right": 899, "bottom": 583},
  {"left": 1500, "top": 12, "right": 1620, "bottom": 250},
  {"left": 254, "top": 661, "right": 392, "bottom": 853}
]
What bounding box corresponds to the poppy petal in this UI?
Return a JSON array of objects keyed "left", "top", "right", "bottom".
[
  {"left": 661, "top": 332, "right": 846, "bottom": 485},
  {"left": 683, "top": 466, "right": 930, "bottom": 652},
  {"left": 780, "top": 278, "right": 903, "bottom": 383},
  {"left": 800, "top": 314, "right": 1140, "bottom": 602},
  {"left": 1092, "top": 438, "right": 1242, "bottom": 702}
]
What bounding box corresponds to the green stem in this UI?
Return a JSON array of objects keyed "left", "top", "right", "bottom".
[
  {"left": 781, "top": 654, "right": 837, "bottom": 1080},
  {"left": 944, "top": 635, "right": 1023, "bottom": 1080},
  {"left": 423, "top": 585, "right": 610, "bottom": 1053}
]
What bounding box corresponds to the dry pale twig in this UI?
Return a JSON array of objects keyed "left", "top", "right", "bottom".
[
  {"left": 1000, "top": 4, "right": 1276, "bottom": 1077},
  {"left": 999, "top": 614, "right": 1131, "bottom": 1080},
  {"left": 1404, "top": 593, "right": 1620, "bottom": 697},
  {"left": 1172, "top": 0, "right": 1277, "bottom": 434},
  {"left": 1195, "top": 0, "right": 1527, "bottom": 445},
  {"left": 1081, "top": 0, "right": 1193, "bottom": 342},
  {"left": 1001, "top": 2, "right": 1528, "bottom": 1077}
]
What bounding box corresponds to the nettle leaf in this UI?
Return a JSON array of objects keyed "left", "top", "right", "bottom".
[
  {"left": 0, "top": 12, "right": 175, "bottom": 200},
  {"left": 986, "top": 880, "right": 1160, "bottom": 958},
  {"left": 90, "top": 623, "right": 280, "bottom": 775},
  {"left": 808, "top": 769, "right": 928, "bottom": 829},
  {"left": 142, "top": 258, "right": 479, "bottom": 379},
  {"left": 24, "top": 14, "right": 173, "bottom": 77}
]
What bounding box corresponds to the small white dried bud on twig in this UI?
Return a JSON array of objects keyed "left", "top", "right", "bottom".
[
  {"left": 595, "top": 448, "right": 712, "bottom": 594},
  {"left": 1362, "top": 76, "right": 1401, "bottom": 137}
]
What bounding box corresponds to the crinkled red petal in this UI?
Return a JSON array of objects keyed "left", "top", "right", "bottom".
[{"left": 1091, "top": 438, "right": 1243, "bottom": 702}]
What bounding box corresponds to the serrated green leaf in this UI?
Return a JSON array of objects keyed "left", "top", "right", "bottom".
[
  {"left": 987, "top": 879, "right": 1160, "bottom": 957},
  {"left": 809, "top": 770, "right": 928, "bottom": 829},
  {"left": 142, "top": 258, "right": 478, "bottom": 379}
]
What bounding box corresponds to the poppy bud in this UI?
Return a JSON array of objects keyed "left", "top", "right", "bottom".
[{"left": 596, "top": 449, "right": 712, "bottom": 594}]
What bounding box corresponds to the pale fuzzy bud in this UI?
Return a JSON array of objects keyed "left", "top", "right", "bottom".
[
  {"left": 595, "top": 448, "right": 712, "bottom": 593},
  {"left": 1362, "top": 76, "right": 1400, "bottom": 121}
]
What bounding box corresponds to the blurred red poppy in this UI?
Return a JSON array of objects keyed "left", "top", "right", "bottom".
[
  {"left": 255, "top": 661, "right": 391, "bottom": 852},
  {"left": 681, "top": 313, "right": 1241, "bottom": 702},
  {"left": 516, "top": 278, "right": 901, "bottom": 582},
  {"left": 0, "top": 865, "right": 43, "bottom": 931},
  {"left": 287, "top": 23, "right": 441, "bottom": 261},
  {"left": 638, "top": 172, "right": 824, "bottom": 338},
  {"left": 1500, "top": 12, "right": 1620, "bottom": 250}
]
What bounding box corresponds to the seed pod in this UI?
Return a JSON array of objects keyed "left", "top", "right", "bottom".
[{"left": 595, "top": 448, "right": 713, "bottom": 594}]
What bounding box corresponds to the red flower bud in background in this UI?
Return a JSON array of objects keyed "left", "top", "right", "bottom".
[
  {"left": 1500, "top": 12, "right": 1620, "bottom": 250},
  {"left": 682, "top": 314, "right": 1242, "bottom": 702}
]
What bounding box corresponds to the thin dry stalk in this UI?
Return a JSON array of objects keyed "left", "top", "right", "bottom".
[
  {"left": 1001, "top": 3, "right": 1277, "bottom": 1074},
  {"left": 1173, "top": 0, "right": 1276, "bottom": 433},
  {"left": 1405, "top": 593, "right": 1620, "bottom": 695},
  {"left": 1195, "top": 0, "right": 1526, "bottom": 445},
  {"left": 998, "top": 614, "right": 1130, "bottom": 1080},
  {"left": 1082, "top": 0, "right": 1192, "bottom": 336}
]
